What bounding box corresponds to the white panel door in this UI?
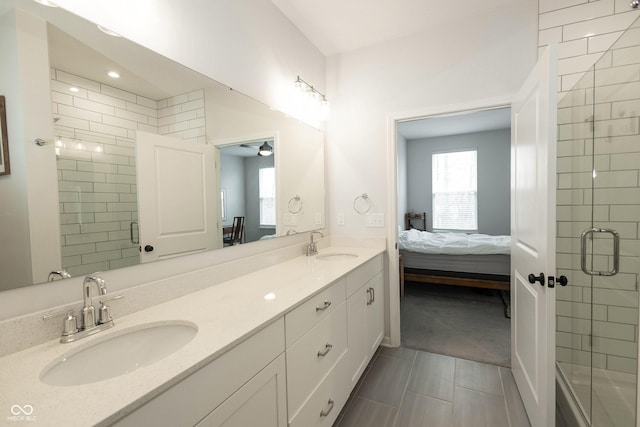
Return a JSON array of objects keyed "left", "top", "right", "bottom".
[
  {"left": 510, "top": 45, "right": 557, "bottom": 427},
  {"left": 137, "top": 131, "right": 220, "bottom": 262}
]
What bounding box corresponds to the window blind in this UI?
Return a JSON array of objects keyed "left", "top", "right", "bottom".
[{"left": 432, "top": 150, "right": 477, "bottom": 231}]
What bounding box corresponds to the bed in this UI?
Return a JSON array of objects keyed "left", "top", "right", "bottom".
[{"left": 399, "top": 229, "right": 512, "bottom": 315}]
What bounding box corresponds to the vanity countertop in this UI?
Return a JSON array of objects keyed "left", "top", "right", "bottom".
[{"left": 0, "top": 246, "right": 384, "bottom": 426}]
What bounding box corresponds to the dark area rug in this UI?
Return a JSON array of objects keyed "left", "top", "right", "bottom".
[{"left": 401, "top": 282, "right": 511, "bottom": 367}]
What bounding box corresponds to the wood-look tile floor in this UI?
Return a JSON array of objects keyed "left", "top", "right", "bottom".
[{"left": 334, "top": 347, "right": 531, "bottom": 427}]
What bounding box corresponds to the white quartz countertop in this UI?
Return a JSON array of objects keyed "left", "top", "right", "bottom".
[{"left": 0, "top": 246, "right": 383, "bottom": 426}]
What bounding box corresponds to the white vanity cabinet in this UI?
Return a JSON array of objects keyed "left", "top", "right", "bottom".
[
  {"left": 113, "top": 319, "right": 287, "bottom": 427},
  {"left": 285, "top": 277, "right": 349, "bottom": 427},
  {"left": 346, "top": 254, "right": 385, "bottom": 388}
]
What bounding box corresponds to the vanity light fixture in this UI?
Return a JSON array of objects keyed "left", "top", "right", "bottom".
[
  {"left": 97, "top": 25, "right": 122, "bottom": 37},
  {"left": 33, "top": 0, "right": 58, "bottom": 7},
  {"left": 258, "top": 141, "right": 273, "bottom": 157},
  {"left": 294, "top": 75, "right": 330, "bottom": 121},
  {"left": 107, "top": 71, "right": 121, "bottom": 79}
]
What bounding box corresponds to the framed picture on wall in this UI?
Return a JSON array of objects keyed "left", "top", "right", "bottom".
[{"left": 0, "top": 96, "right": 10, "bottom": 176}]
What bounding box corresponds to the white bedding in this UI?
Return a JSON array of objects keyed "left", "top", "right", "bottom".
[{"left": 398, "top": 229, "right": 511, "bottom": 255}]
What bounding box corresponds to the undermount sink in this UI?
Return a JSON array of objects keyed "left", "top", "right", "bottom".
[
  {"left": 40, "top": 321, "right": 197, "bottom": 386},
  {"left": 316, "top": 253, "right": 358, "bottom": 261}
]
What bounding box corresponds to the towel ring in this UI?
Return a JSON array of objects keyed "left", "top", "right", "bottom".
[
  {"left": 288, "top": 195, "right": 303, "bottom": 214},
  {"left": 353, "top": 193, "right": 372, "bottom": 214}
]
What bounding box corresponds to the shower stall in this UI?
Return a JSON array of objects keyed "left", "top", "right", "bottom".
[{"left": 556, "top": 14, "right": 640, "bottom": 427}]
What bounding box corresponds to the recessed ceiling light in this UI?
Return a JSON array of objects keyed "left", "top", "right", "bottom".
[
  {"left": 33, "top": 0, "right": 58, "bottom": 7},
  {"left": 97, "top": 25, "right": 122, "bottom": 37},
  {"left": 69, "top": 87, "right": 79, "bottom": 93},
  {"left": 107, "top": 71, "right": 120, "bottom": 79}
]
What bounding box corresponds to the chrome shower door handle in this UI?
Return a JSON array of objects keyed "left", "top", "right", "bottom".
[{"left": 580, "top": 227, "right": 620, "bottom": 276}]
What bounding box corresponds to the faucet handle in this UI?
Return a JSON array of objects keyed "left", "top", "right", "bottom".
[
  {"left": 43, "top": 309, "right": 78, "bottom": 337},
  {"left": 98, "top": 294, "right": 124, "bottom": 324}
]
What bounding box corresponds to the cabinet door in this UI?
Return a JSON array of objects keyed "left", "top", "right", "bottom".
[
  {"left": 196, "top": 354, "right": 287, "bottom": 427},
  {"left": 346, "top": 285, "right": 368, "bottom": 389},
  {"left": 365, "top": 272, "right": 384, "bottom": 358}
]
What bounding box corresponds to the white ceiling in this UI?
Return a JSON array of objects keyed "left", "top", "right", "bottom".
[
  {"left": 272, "top": 0, "right": 523, "bottom": 56},
  {"left": 397, "top": 107, "right": 511, "bottom": 140}
]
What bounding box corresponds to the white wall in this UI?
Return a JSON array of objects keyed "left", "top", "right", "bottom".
[
  {"left": 52, "top": 0, "right": 326, "bottom": 125},
  {"left": 326, "top": 4, "right": 538, "bottom": 239},
  {"left": 406, "top": 129, "right": 511, "bottom": 236},
  {"left": 220, "top": 153, "right": 246, "bottom": 228}
]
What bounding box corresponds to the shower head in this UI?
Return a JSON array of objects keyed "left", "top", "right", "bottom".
[{"left": 632, "top": 0, "right": 639, "bottom": 8}]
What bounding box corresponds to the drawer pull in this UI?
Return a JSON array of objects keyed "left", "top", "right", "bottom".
[
  {"left": 317, "top": 343, "right": 333, "bottom": 357},
  {"left": 366, "top": 288, "right": 374, "bottom": 305},
  {"left": 320, "top": 399, "right": 335, "bottom": 417},
  {"left": 315, "top": 301, "right": 332, "bottom": 312}
]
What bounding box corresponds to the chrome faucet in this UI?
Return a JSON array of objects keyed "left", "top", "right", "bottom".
[
  {"left": 48, "top": 270, "right": 71, "bottom": 281},
  {"left": 306, "top": 230, "right": 324, "bottom": 256},
  {"left": 82, "top": 275, "right": 107, "bottom": 330},
  {"left": 43, "top": 274, "right": 123, "bottom": 343}
]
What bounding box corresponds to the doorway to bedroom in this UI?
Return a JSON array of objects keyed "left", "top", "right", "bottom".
[{"left": 396, "top": 106, "right": 513, "bottom": 367}]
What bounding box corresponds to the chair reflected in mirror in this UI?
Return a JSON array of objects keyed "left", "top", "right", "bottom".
[{"left": 223, "top": 216, "right": 245, "bottom": 246}]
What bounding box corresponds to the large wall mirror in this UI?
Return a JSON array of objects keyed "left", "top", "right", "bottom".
[{"left": 0, "top": 1, "right": 325, "bottom": 293}]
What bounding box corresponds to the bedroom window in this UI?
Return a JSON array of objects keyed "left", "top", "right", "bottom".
[
  {"left": 259, "top": 167, "right": 276, "bottom": 227},
  {"left": 432, "top": 150, "right": 477, "bottom": 231}
]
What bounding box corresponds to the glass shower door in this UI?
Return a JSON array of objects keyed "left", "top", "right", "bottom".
[{"left": 556, "top": 14, "right": 640, "bottom": 427}]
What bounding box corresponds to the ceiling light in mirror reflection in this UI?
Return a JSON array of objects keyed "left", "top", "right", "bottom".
[
  {"left": 55, "top": 137, "right": 104, "bottom": 157},
  {"left": 264, "top": 292, "right": 276, "bottom": 301},
  {"left": 107, "top": 71, "right": 120, "bottom": 79}
]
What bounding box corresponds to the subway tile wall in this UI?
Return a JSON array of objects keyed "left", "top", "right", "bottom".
[
  {"left": 538, "top": 0, "right": 639, "bottom": 98},
  {"left": 51, "top": 69, "right": 207, "bottom": 277},
  {"left": 555, "top": 17, "right": 640, "bottom": 375}
]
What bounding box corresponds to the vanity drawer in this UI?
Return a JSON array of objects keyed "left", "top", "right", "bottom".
[
  {"left": 346, "top": 254, "right": 383, "bottom": 297},
  {"left": 285, "top": 277, "right": 346, "bottom": 346},
  {"left": 288, "top": 353, "right": 350, "bottom": 427},
  {"left": 286, "top": 302, "right": 347, "bottom": 417}
]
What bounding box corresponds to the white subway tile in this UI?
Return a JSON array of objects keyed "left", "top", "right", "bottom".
[
  {"left": 608, "top": 306, "right": 639, "bottom": 324},
  {"left": 126, "top": 101, "right": 157, "bottom": 118},
  {"left": 73, "top": 97, "right": 116, "bottom": 116},
  {"left": 80, "top": 222, "right": 122, "bottom": 234},
  {"left": 105, "top": 174, "right": 137, "bottom": 185},
  {"left": 51, "top": 90, "right": 73, "bottom": 106},
  {"left": 593, "top": 170, "right": 639, "bottom": 187},
  {"left": 592, "top": 187, "right": 640, "bottom": 204},
  {"left": 137, "top": 123, "right": 159, "bottom": 134},
  {"left": 563, "top": 12, "right": 638, "bottom": 41},
  {"left": 610, "top": 25, "right": 640, "bottom": 49},
  {"left": 557, "top": 331, "right": 583, "bottom": 349},
  {"left": 89, "top": 122, "right": 129, "bottom": 138},
  {"left": 609, "top": 204, "right": 640, "bottom": 220},
  {"left": 96, "top": 240, "right": 134, "bottom": 252},
  {"left": 540, "top": 0, "right": 614, "bottom": 30},
  {"left": 50, "top": 80, "right": 88, "bottom": 99},
  {"left": 64, "top": 232, "right": 109, "bottom": 245},
  {"left": 55, "top": 115, "right": 90, "bottom": 131},
  {"left": 181, "top": 98, "right": 205, "bottom": 112},
  {"left": 55, "top": 70, "right": 101, "bottom": 92},
  {"left": 611, "top": 98, "right": 640, "bottom": 119},
  {"left": 136, "top": 95, "right": 156, "bottom": 109},
  {"left": 167, "top": 93, "right": 188, "bottom": 106},
  {"left": 540, "top": 0, "right": 588, "bottom": 14},
  {"left": 107, "top": 202, "right": 138, "bottom": 212},
  {"left": 108, "top": 230, "right": 131, "bottom": 241},
  {"left": 93, "top": 183, "right": 132, "bottom": 194},
  {"left": 110, "top": 256, "right": 140, "bottom": 269},
  {"left": 87, "top": 91, "right": 127, "bottom": 109},
  {"left": 606, "top": 355, "right": 637, "bottom": 374},
  {"left": 593, "top": 135, "right": 640, "bottom": 155},
  {"left": 592, "top": 336, "right": 637, "bottom": 357},
  {"left": 589, "top": 31, "right": 625, "bottom": 53},
  {"left": 100, "top": 84, "right": 137, "bottom": 103},
  {"left": 62, "top": 255, "right": 82, "bottom": 267},
  {"left": 612, "top": 45, "right": 640, "bottom": 67},
  {"left": 592, "top": 288, "right": 639, "bottom": 307},
  {"left": 82, "top": 250, "right": 122, "bottom": 265},
  {"left": 61, "top": 243, "right": 96, "bottom": 257},
  {"left": 595, "top": 64, "right": 640, "bottom": 87},
  {"left": 66, "top": 261, "right": 109, "bottom": 277},
  {"left": 540, "top": 27, "right": 564, "bottom": 47},
  {"left": 94, "top": 212, "right": 132, "bottom": 222},
  {"left": 559, "top": 52, "right": 608, "bottom": 76},
  {"left": 114, "top": 108, "right": 150, "bottom": 124}
]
